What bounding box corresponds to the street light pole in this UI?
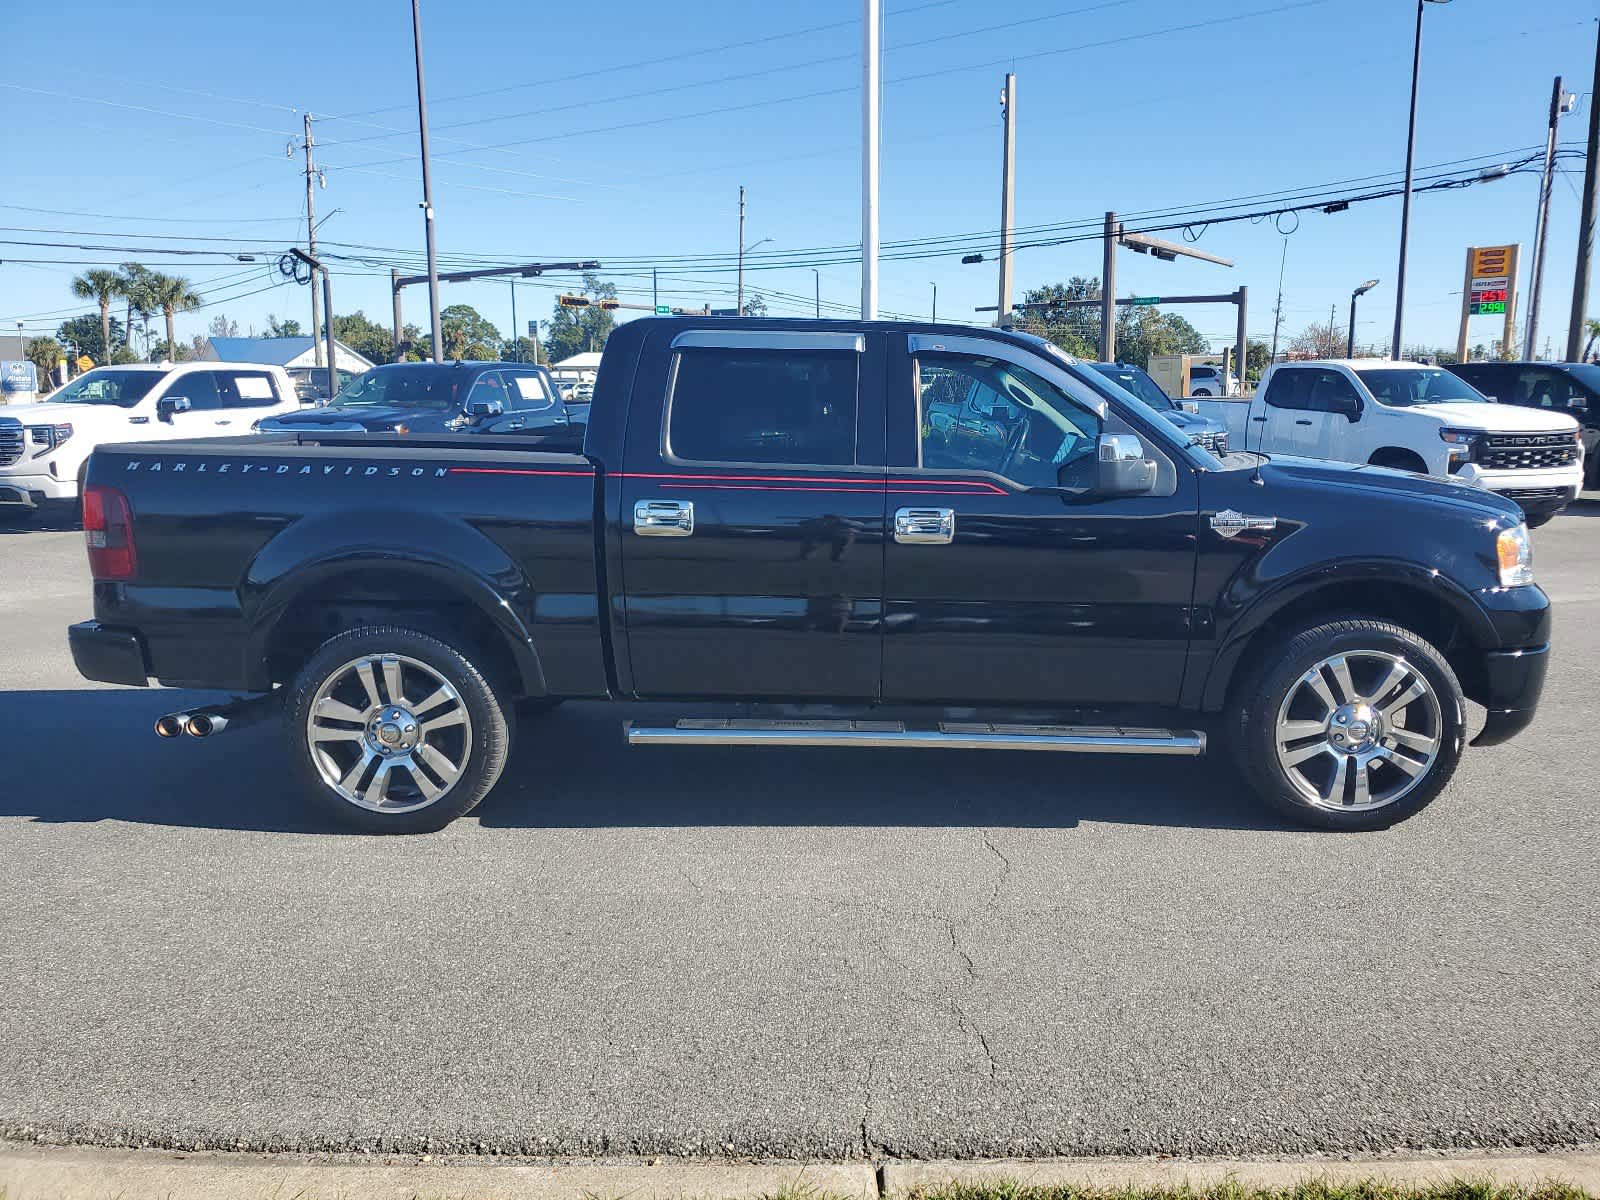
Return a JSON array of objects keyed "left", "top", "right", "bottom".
[
  {"left": 1349, "top": 279, "right": 1379, "bottom": 358},
  {"left": 1525, "top": 76, "right": 1569, "bottom": 360},
  {"left": 813, "top": 269, "right": 820, "bottom": 318},
  {"left": 861, "top": 0, "right": 880, "bottom": 319},
  {"left": 737, "top": 185, "right": 746, "bottom": 314},
  {"left": 410, "top": 0, "right": 443, "bottom": 363},
  {"left": 931, "top": 282, "right": 938, "bottom": 323},
  {"left": 1391, "top": 0, "right": 1449, "bottom": 361}
]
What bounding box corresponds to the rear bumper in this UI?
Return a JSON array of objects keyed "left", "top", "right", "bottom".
[
  {"left": 68, "top": 621, "right": 150, "bottom": 687},
  {"left": 1469, "top": 643, "right": 1548, "bottom": 747}
]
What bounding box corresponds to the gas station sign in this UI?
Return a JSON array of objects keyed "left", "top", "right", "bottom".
[{"left": 1456, "top": 244, "right": 1520, "bottom": 361}]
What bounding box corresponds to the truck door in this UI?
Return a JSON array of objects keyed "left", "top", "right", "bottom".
[
  {"left": 881, "top": 333, "right": 1198, "bottom": 706},
  {"left": 618, "top": 328, "right": 887, "bottom": 700},
  {"left": 1262, "top": 366, "right": 1361, "bottom": 462}
]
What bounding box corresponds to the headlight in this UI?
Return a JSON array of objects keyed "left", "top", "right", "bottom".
[
  {"left": 28, "top": 423, "right": 72, "bottom": 448},
  {"left": 1439, "top": 427, "right": 1479, "bottom": 466},
  {"left": 1496, "top": 523, "right": 1534, "bottom": 588}
]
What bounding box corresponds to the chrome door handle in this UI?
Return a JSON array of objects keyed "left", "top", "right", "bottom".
[
  {"left": 634, "top": 498, "right": 695, "bottom": 537},
  {"left": 894, "top": 506, "right": 955, "bottom": 545},
  {"left": 215, "top": 419, "right": 231, "bottom": 426}
]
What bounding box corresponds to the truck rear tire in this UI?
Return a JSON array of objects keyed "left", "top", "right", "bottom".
[
  {"left": 286, "top": 625, "right": 512, "bottom": 833},
  {"left": 1229, "top": 618, "right": 1465, "bottom": 831}
]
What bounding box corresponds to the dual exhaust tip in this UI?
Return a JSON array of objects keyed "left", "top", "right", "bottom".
[{"left": 154, "top": 712, "right": 228, "bottom": 739}]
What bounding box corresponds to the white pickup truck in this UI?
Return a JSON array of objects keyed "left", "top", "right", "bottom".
[
  {"left": 1193, "top": 359, "right": 1585, "bottom": 527},
  {"left": 0, "top": 361, "right": 303, "bottom": 520}
]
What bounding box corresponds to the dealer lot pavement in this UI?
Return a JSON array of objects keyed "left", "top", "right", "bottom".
[{"left": 1, "top": 505, "right": 1597, "bottom": 1159}]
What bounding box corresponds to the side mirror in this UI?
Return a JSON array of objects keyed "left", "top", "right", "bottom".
[
  {"left": 157, "top": 395, "right": 191, "bottom": 423},
  {"left": 1094, "top": 433, "right": 1157, "bottom": 497},
  {"left": 1177, "top": 400, "right": 1200, "bottom": 413},
  {"left": 467, "top": 397, "right": 505, "bottom": 420}
]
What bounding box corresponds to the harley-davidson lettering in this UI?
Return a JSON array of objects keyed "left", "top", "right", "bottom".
[{"left": 123, "top": 460, "right": 451, "bottom": 478}]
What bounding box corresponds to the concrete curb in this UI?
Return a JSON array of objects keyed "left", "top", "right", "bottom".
[
  {"left": 883, "top": 1152, "right": 1600, "bottom": 1194},
  {"left": 3, "top": 1143, "right": 1599, "bottom": 1200}
]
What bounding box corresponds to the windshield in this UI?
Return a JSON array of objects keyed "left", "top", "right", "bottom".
[
  {"left": 329, "top": 365, "right": 468, "bottom": 410},
  {"left": 1090, "top": 364, "right": 1175, "bottom": 410},
  {"left": 1357, "top": 367, "right": 1487, "bottom": 407},
  {"left": 45, "top": 368, "right": 163, "bottom": 409}
]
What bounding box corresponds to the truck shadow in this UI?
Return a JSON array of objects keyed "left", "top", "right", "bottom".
[{"left": 0, "top": 691, "right": 1277, "bottom": 833}]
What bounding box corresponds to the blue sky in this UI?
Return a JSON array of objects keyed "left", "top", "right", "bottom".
[{"left": 3, "top": 0, "right": 1596, "bottom": 357}]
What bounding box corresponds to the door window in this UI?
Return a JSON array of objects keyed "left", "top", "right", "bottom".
[
  {"left": 667, "top": 349, "right": 858, "bottom": 466},
  {"left": 1263, "top": 368, "right": 1358, "bottom": 414},
  {"left": 215, "top": 370, "right": 282, "bottom": 409},
  {"left": 916, "top": 353, "right": 1101, "bottom": 489},
  {"left": 505, "top": 371, "right": 554, "bottom": 411},
  {"left": 167, "top": 372, "right": 221, "bottom": 411},
  {"left": 465, "top": 371, "right": 510, "bottom": 411}
]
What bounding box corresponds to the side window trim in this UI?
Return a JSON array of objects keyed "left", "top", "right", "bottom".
[
  {"left": 215, "top": 369, "right": 282, "bottom": 409},
  {"left": 660, "top": 346, "right": 867, "bottom": 470}
]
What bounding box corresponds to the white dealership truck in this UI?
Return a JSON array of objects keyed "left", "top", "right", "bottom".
[
  {"left": 1192, "top": 359, "right": 1584, "bottom": 526},
  {"left": 0, "top": 362, "right": 302, "bottom": 519}
]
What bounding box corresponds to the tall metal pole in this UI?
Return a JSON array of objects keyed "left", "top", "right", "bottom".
[
  {"left": 1235, "top": 285, "right": 1248, "bottom": 394},
  {"left": 509, "top": 280, "right": 518, "bottom": 362},
  {"left": 652, "top": 268, "right": 658, "bottom": 311},
  {"left": 390, "top": 268, "right": 403, "bottom": 358},
  {"left": 1568, "top": 21, "right": 1600, "bottom": 361},
  {"left": 861, "top": 0, "right": 880, "bottom": 320},
  {"left": 303, "top": 113, "right": 323, "bottom": 367},
  {"left": 931, "top": 282, "right": 938, "bottom": 323},
  {"left": 1270, "top": 238, "right": 1288, "bottom": 362},
  {"left": 411, "top": 0, "right": 443, "bottom": 362},
  {"left": 1391, "top": 0, "right": 1431, "bottom": 360},
  {"left": 1100, "top": 211, "right": 1117, "bottom": 362},
  {"left": 1525, "top": 76, "right": 1563, "bottom": 360},
  {"left": 1348, "top": 290, "right": 1360, "bottom": 359},
  {"left": 813, "top": 269, "right": 821, "bottom": 318},
  {"left": 321, "top": 268, "right": 337, "bottom": 396},
  {"left": 737, "top": 185, "right": 746, "bottom": 314},
  {"left": 997, "top": 73, "right": 1017, "bottom": 326}
]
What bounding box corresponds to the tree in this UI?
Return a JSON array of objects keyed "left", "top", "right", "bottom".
[
  {"left": 508, "top": 336, "right": 545, "bottom": 365},
  {"left": 1012, "top": 277, "right": 1101, "bottom": 358},
  {"left": 117, "top": 263, "right": 157, "bottom": 357},
  {"left": 1287, "top": 318, "right": 1346, "bottom": 360},
  {"left": 439, "top": 304, "right": 503, "bottom": 360},
  {"left": 543, "top": 273, "right": 618, "bottom": 362},
  {"left": 741, "top": 293, "right": 768, "bottom": 317},
  {"left": 1115, "top": 305, "right": 1208, "bottom": 368},
  {"left": 70, "top": 269, "right": 124, "bottom": 368},
  {"left": 331, "top": 310, "right": 396, "bottom": 364},
  {"left": 208, "top": 314, "right": 239, "bottom": 339},
  {"left": 1246, "top": 339, "right": 1272, "bottom": 380},
  {"left": 1583, "top": 318, "right": 1599, "bottom": 362},
  {"left": 264, "top": 314, "right": 303, "bottom": 338},
  {"left": 24, "top": 337, "right": 63, "bottom": 383},
  {"left": 57, "top": 312, "right": 128, "bottom": 363},
  {"left": 144, "top": 273, "right": 202, "bottom": 362}
]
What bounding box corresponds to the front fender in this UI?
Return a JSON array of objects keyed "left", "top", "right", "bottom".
[{"left": 241, "top": 507, "right": 546, "bottom": 694}]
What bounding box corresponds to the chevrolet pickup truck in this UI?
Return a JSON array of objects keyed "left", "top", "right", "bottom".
[
  {"left": 69, "top": 319, "right": 1552, "bottom": 834},
  {"left": 1192, "top": 359, "right": 1584, "bottom": 526}
]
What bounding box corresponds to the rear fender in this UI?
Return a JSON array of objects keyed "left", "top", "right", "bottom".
[{"left": 242, "top": 507, "right": 546, "bottom": 695}]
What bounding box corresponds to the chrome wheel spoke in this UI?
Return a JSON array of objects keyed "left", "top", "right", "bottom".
[
  {"left": 1327, "top": 656, "right": 1357, "bottom": 706},
  {"left": 381, "top": 656, "right": 406, "bottom": 706},
  {"left": 1301, "top": 669, "right": 1337, "bottom": 713},
  {"left": 339, "top": 749, "right": 377, "bottom": 792},
  {"left": 1278, "top": 719, "right": 1326, "bottom": 742},
  {"left": 1350, "top": 757, "right": 1372, "bottom": 807},
  {"left": 1323, "top": 753, "right": 1351, "bottom": 805},
  {"left": 311, "top": 726, "right": 365, "bottom": 744},
  {"left": 1379, "top": 678, "right": 1428, "bottom": 720},
  {"left": 411, "top": 684, "right": 455, "bottom": 717},
  {"left": 354, "top": 660, "right": 383, "bottom": 711},
  {"left": 315, "top": 696, "right": 367, "bottom": 724},
  {"left": 1380, "top": 747, "right": 1426, "bottom": 777},
  {"left": 367, "top": 760, "right": 395, "bottom": 806},
  {"left": 1362, "top": 659, "right": 1408, "bottom": 707},
  {"left": 407, "top": 758, "right": 446, "bottom": 802},
  {"left": 420, "top": 706, "right": 467, "bottom": 735},
  {"left": 1281, "top": 740, "right": 1331, "bottom": 769},
  {"left": 1386, "top": 724, "right": 1438, "bottom": 754},
  {"left": 414, "top": 741, "right": 462, "bottom": 787}
]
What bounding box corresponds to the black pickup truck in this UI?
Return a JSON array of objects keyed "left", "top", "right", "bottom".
[{"left": 69, "top": 318, "right": 1551, "bottom": 833}]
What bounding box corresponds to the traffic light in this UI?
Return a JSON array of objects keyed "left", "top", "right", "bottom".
[
  {"left": 557, "top": 295, "right": 590, "bottom": 308},
  {"left": 598, "top": 300, "right": 620, "bottom": 311}
]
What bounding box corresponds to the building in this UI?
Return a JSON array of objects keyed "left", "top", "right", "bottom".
[{"left": 200, "top": 336, "right": 375, "bottom": 399}]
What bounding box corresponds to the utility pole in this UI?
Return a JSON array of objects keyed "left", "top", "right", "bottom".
[
  {"left": 509, "top": 280, "right": 518, "bottom": 362},
  {"left": 652, "top": 268, "right": 658, "bottom": 311},
  {"left": 861, "top": 0, "right": 880, "bottom": 320},
  {"left": 303, "top": 113, "right": 323, "bottom": 368},
  {"left": 321, "top": 268, "right": 337, "bottom": 389},
  {"left": 737, "top": 185, "right": 746, "bottom": 315},
  {"left": 1270, "top": 238, "right": 1288, "bottom": 362},
  {"left": 1235, "top": 285, "right": 1248, "bottom": 393},
  {"left": 1100, "top": 211, "right": 1117, "bottom": 361},
  {"left": 1568, "top": 21, "right": 1600, "bottom": 361},
  {"left": 931, "top": 282, "right": 938, "bottom": 323},
  {"left": 997, "top": 73, "right": 1017, "bottom": 326},
  {"left": 1330, "top": 302, "right": 1337, "bottom": 356},
  {"left": 813, "top": 269, "right": 820, "bottom": 317},
  {"left": 1525, "top": 76, "right": 1565, "bottom": 360},
  {"left": 411, "top": 0, "right": 443, "bottom": 362},
  {"left": 390, "top": 268, "right": 403, "bottom": 355},
  {"left": 1392, "top": 0, "right": 1448, "bottom": 360}
]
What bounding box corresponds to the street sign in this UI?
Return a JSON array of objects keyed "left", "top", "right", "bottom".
[
  {"left": 75, "top": 355, "right": 94, "bottom": 372},
  {"left": 557, "top": 295, "right": 590, "bottom": 308},
  {"left": 1129, "top": 296, "right": 1160, "bottom": 306},
  {"left": 655, "top": 305, "right": 672, "bottom": 316},
  {"left": 527, "top": 321, "right": 537, "bottom": 337}
]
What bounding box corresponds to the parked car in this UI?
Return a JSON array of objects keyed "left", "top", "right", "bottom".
[
  {"left": 71, "top": 321, "right": 1549, "bottom": 835},
  {"left": 1090, "top": 362, "right": 1231, "bottom": 455},
  {"left": 1191, "top": 359, "right": 1584, "bottom": 526},
  {"left": 1444, "top": 360, "right": 1600, "bottom": 490},
  {"left": 0, "top": 362, "right": 302, "bottom": 520},
  {"left": 254, "top": 361, "right": 574, "bottom": 441}
]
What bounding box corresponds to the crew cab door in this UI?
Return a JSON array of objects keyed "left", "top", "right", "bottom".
[
  {"left": 618, "top": 327, "right": 887, "bottom": 700},
  {"left": 881, "top": 334, "right": 1198, "bottom": 706},
  {"left": 1261, "top": 366, "right": 1362, "bottom": 461}
]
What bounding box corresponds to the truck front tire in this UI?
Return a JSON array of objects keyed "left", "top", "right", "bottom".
[
  {"left": 287, "top": 625, "right": 512, "bottom": 833},
  {"left": 1230, "top": 618, "right": 1465, "bottom": 831}
]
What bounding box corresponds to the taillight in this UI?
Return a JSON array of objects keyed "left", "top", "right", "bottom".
[{"left": 83, "top": 484, "right": 138, "bottom": 581}]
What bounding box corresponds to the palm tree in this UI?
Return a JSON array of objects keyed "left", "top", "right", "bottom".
[
  {"left": 69, "top": 269, "right": 123, "bottom": 366},
  {"left": 117, "top": 263, "right": 155, "bottom": 358},
  {"left": 1584, "top": 318, "right": 1599, "bottom": 363},
  {"left": 144, "top": 272, "right": 202, "bottom": 362}
]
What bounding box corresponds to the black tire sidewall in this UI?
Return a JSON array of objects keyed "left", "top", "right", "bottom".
[
  {"left": 1232, "top": 619, "right": 1465, "bottom": 831},
  {"left": 286, "top": 625, "right": 511, "bottom": 834}
]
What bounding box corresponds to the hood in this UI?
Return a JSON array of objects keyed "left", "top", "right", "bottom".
[
  {"left": 1388, "top": 401, "right": 1580, "bottom": 434},
  {"left": 1262, "top": 454, "right": 1522, "bottom": 521},
  {"left": 262, "top": 405, "right": 423, "bottom": 431},
  {"left": 0, "top": 402, "right": 135, "bottom": 427},
  {"left": 1159, "top": 408, "right": 1227, "bottom": 436}
]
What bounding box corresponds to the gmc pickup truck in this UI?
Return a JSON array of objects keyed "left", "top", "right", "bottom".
[{"left": 69, "top": 319, "right": 1552, "bottom": 834}]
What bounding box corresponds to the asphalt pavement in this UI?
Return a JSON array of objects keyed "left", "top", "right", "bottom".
[{"left": 1, "top": 502, "right": 1597, "bottom": 1160}]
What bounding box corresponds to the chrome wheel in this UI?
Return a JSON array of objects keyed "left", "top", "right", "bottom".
[
  {"left": 305, "top": 653, "right": 474, "bottom": 814},
  {"left": 1274, "top": 650, "right": 1442, "bottom": 813}
]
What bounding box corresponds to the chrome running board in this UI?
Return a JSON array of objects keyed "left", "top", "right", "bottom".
[{"left": 626, "top": 719, "right": 1205, "bottom": 755}]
